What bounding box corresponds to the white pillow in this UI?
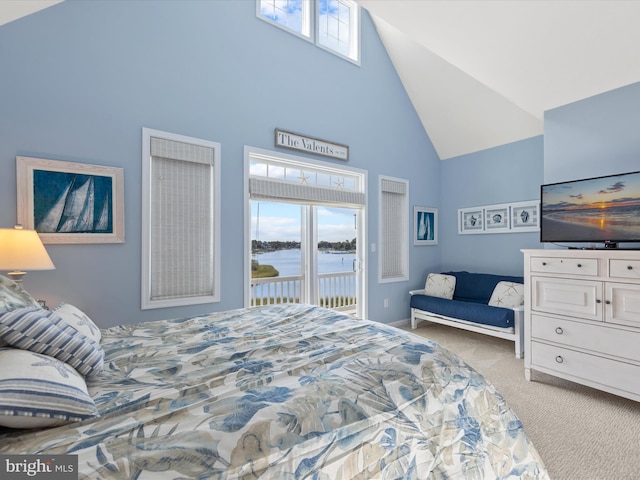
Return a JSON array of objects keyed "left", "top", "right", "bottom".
[
  {"left": 0, "top": 348, "right": 99, "bottom": 428},
  {"left": 424, "top": 273, "right": 456, "bottom": 299},
  {"left": 52, "top": 303, "right": 101, "bottom": 344},
  {"left": 488, "top": 281, "right": 525, "bottom": 308}
]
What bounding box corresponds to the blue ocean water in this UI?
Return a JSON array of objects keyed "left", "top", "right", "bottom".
[{"left": 253, "top": 249, "right": 356, "bottom": 277}]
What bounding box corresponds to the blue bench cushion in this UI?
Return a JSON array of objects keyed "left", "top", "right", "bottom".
[
  {"left": 442, "top": 271, "right": 524, "bottom": 304},
  {"left": 410, "top": 294, "right": 515, "bottom": 329}
]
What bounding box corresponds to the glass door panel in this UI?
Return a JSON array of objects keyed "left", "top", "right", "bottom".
[
  {"left": 314, "top": 206, "right": 359, "bottom": 314},
  {"left": 250, "top": 201, "right": 304, "bottom": 305}
]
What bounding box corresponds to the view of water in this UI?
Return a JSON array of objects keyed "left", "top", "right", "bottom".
[
  {"left": 547, "top": 205, "right": 640, "bottom": 230},
  {"left": 253, "top": 248, "right": 356, "bottom": 277}
]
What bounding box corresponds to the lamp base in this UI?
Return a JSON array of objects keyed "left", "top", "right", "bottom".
[{"left": 7, "top": 270, "right": 27, "bottom": 283}]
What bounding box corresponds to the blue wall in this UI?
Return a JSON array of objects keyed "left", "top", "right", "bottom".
[
  {"left": 439, "top": 136, "right": 544, "bottom": 276},
  {"left": 544, "top": 82, "right": 640, "bottom": 184},
  {"left": 543, "top": 81, "right": 640, "bottom": 250},
  {"left": 0, "top": 1, "right": 440, "bottom": 327},
  {"left": 438, "top": 80, "right": 640, "bottom": 274}
]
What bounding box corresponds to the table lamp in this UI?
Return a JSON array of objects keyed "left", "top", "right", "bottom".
[{"left": 0, "top": 225, "right": 55, "bottom": 283}]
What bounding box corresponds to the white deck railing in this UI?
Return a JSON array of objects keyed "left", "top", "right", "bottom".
[{"left": 250, "top": 272, "right": 356, "bottom": 310}]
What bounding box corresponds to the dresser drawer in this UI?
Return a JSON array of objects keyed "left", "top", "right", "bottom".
[
  {"left": 531, "top": 313, "right": 640, "bottom": 362},
  {"left": 531, "top": 341, "right": 640, "bottom": 395},
  {"left": 530, "top": 256, "right": 598, "bottom": 276},
  {"left": 531, "top": 276, "right": 602, "bottom": 321},
  {"left": 609, "top": 259, "right": 640, "bottom": 280}
]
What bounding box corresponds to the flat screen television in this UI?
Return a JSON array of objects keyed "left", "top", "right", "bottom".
[{"left": 540, "top": 170, "right": 640, "bottom": 247}]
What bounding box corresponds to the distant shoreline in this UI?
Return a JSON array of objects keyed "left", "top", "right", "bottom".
[{"left": 253, "top": 247, "right": 356, "bottom": 254}]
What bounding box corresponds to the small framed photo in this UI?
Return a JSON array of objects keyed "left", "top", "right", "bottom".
[
  {"left": 485, "top": 204, "right": 510, "bottom": 232},
  {"left": 458, "top": 207, "right": 484, "bottom": 234},
  {"left": 414, "top": 206, "right": 437, "bottom": 245},
  {"left": 511, "top": 200, "right": 539, "bottom": 232},
  {"left": 17, "top": 156, "right": 125, "bottom": 244}
]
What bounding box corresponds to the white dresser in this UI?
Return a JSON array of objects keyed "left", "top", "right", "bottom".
[{"left": 522, "top": 249, "right": 640, "bottom": 401}]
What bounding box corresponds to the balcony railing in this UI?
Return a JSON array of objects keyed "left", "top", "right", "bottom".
[{"left": 250, "top": 271, "right": 356, "bottom": 311}]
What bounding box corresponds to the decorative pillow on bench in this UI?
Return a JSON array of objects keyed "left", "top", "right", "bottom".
[
  {"left": 425, "top": 273, "right": 456, "bottom": 299},
  {"left": 488, "top": 281, "right": 524, "bottom": 308}
]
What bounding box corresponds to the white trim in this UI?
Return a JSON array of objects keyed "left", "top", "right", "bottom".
[
  {"left": 244, "top": 145, "right": 367, "bottom": 318},
  {"left": 141, "top": 127, "right": 221, "bottom": 310}
]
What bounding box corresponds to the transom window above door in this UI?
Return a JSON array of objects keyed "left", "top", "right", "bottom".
[{"left": 249, "top": 152, "right": 363, "bottom": 195}]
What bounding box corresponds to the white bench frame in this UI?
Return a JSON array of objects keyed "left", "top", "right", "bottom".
[{"left": 409, "top": 289, "right": 524, "bottom": 359}]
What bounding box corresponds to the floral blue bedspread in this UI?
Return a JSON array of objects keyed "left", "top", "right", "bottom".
[{"left": 0, "top": 304, "right": 548, "bottom": 479}]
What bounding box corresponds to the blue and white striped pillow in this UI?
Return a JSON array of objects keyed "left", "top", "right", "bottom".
[
  {"left": 0, "top": 307, "right": 104, "bottom": 377},
  {"left": 0, "top": 348, "right": 98, "bottom": 428}
]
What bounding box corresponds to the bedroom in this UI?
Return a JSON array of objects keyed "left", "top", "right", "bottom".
[
  {"left": 1, "top": 0, "right": 639, "bottom": 326},
  {"left": 0, "top": 1, "right": 639, "bottom": 478}
]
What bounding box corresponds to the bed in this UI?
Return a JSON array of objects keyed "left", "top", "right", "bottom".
[{"left": 0, "top": 276, "right": 548, "bottom": 479}]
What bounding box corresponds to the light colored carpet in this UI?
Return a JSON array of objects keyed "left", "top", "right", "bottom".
[{"left": 401, "top": 322, "right": 640, "bottom": 480}]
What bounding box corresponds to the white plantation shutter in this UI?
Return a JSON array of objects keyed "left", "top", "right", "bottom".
[
  {"left": 142, "top": 129, "right": 221, "bottom": 309},
  {"left": 379, "top": 176, "right": 408, "bottom": 282}
]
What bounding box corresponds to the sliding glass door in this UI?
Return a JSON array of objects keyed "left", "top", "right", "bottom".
[{"left": 250, "top": 201, "right": 363, "bottom": 316}]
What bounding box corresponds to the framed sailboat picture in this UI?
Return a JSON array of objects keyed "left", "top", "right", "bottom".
[
  {"left": 414, "top": 206, "right": 437, "bottom": 245},
  {"left": 16, "top": 156, "right": 124, "bottom": 244}
]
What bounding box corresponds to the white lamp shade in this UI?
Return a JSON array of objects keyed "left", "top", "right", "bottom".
[{"left": 0, "top": 227, "right": 55, "bottom": 271}]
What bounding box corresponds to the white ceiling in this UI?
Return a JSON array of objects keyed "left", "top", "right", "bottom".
[
  {"left": 3, "top": 1, "right": 640, "bottom": 160},
  {"left": 0, "top": 1, "right": 61, "bottom": 27},
  {"left": 357, "top": 0, "right": 640, "bottom": 159}
]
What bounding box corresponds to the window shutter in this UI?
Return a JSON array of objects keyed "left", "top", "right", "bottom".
[
  {"left": 379, "top": 177, "right": 408, "bottom": 282},
  {"left": 142, "top": 129, "right": 221, "bottom": 309}
]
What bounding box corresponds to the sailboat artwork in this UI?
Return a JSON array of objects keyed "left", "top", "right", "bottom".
[
  {"left": 414, "top": 207, "right": 437, "bottom": 245},
  {"left": 33, "top": 170, "right": 113, "bottom": 234},
  {"left": 418, "top": 212, "right": 430, "bottom": 240}
]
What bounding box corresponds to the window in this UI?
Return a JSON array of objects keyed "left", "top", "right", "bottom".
[
  {"left": 141, "top": 128, "right": 221, "bottom": 309},
  {"left": 257, "top": 0, "right": 360, "bottom": 64},
  {"left": 379, "top": 176, "right": 408, "bottom": 283},
  {"left": 244, "top": 146, "right": 367, "bottom": 318},
  {"left": 317, "top": 0, "right": 359, "bottom": 61},
  {"left": 257, "top": 0, "right": 310, "bottom": 38}
]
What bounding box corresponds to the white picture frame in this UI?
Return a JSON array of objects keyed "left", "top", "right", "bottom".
[
  {"left": 17, "top": 156, "right": 125, "bottom": 244},
  {"left": 458, "top": 200, "right": 539, "bottom": 234},
  {"left": 511, "top": 200, "right": 540, "bottom": 232},
  {"left": 458, "top": 207, "right": 484, "bottom": 234},
  {"left": 485, "top": 204, "right": 510, "bottom": 231},
  {"left": 414, "top": 206, "right": 437, "bottom": 245}
]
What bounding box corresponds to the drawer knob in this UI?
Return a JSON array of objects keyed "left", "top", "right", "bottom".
[
  {"left": 596, "top": 299, "right": 602, "bottom": 304},
  {"left": 542, "top": 262, "right": 547, "bottom": 266},
  {"left": 628, "top": 265, "right": 634, "bottom": 270},
  {"left": 555, "top": 356, "right": 564, "bottom": 364},
  {"left": 577, "top": 263, "right": 582, "bottom": 268},
  {"left": 555, "top": 327, "right": 563, "bottom": 335},
  {"left": 605, "top": 300, "right": 611, "bottom": 305}
]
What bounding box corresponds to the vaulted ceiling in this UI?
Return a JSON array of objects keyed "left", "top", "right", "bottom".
[
  {"left": 0, "top": 1, "right": 62, "bottom": 27},
  {"left": 357, "top": 0, "right": 640, "bottom": 159},
  {"left": 4, "top": 1, "right": 640, "bottom": 160}
]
